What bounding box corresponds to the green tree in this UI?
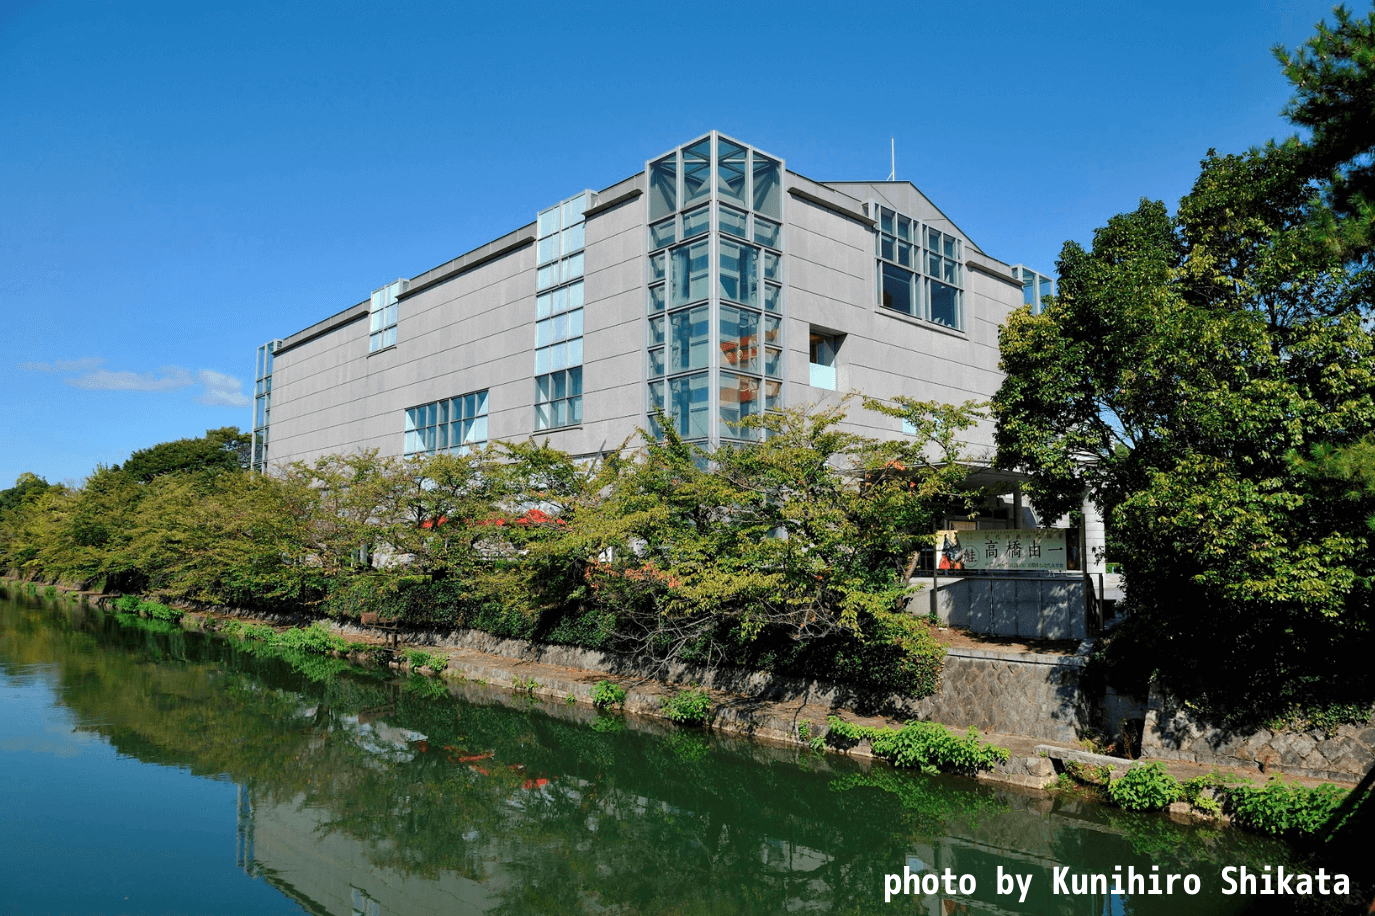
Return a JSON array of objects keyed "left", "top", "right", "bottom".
[
  {"left": 993, "top": 143, "right": 1375, "bottom": 719},
  {"left": 120, "top": 427, "right": 251, "bottom": 482},
  {"left": 0, "top": 473, "right": 52, "bottom": 518}
]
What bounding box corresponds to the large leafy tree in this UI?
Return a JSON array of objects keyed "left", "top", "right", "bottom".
[
  {"left": 993, "top": 31, "right": 1375, "bottom": 719},
  {"left": 120, "top": 427, "right": 251, "bottom": 482}
]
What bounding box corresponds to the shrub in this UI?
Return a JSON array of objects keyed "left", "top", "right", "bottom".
[
  {"left": 272, "top": 621, "right": 348, "bottom": 655},
  {"left": 823, "top": 716, "right": 1009, "bottom": 774},
  {"left": 112, "top": 594, "right": 184, "bottom": 621},
  {"left": 1225, "top": 778, "right": 1350, "bottom": 838},
  {"left": 797, "top": 721, "right": 826, "bottom": 751},
  {"left": 220, "top": 619, "right": 276, "bottom": 642},
  {"left": 405, "top": 648, "right": 448, "bottom": 672},
  {"left": 661, "top": 687, "right": 711, "bottom": 726},
  {"left": 591, "top": 680, "right": 627, "bottom": 710},
  {"left": 140, "top": 600, "right": 184, "bottom": 622},
  {"left": 1106, "top": 763, "right": 1183, "bottom": 811},
  {"left": 1180, "top": 770, "right": 1244, "bottom": 816}
]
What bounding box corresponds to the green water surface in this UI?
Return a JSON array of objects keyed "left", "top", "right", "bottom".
[{"left": 0, "top": 587, "right": 1305, "bottom": 915}]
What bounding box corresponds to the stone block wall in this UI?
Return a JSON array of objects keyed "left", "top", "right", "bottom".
[
  {"left": 910, "top": 649, "right": 1091, "bottom": 743},
  {"left": 1141, "top": 687, "right": 1374, "bottom": 783}
]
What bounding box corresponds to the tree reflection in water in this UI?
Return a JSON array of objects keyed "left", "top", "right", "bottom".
[{"left": 1, "top": 589, "right": 1297, "bottom": 916}]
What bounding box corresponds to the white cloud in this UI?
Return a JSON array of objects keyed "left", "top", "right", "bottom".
[
  {"left": 67, "top": 366, "right": 194, "bottom": 392},
  {"left": 18, "top": 357, "right": 105, "bottom": 372},
  {"left": 21, "top": 357, "right": 250, "bottom": 408},
  {"left": 194, "top": 369, "right": 252, "bottom": 408}
]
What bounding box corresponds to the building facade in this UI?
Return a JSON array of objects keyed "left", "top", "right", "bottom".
[{"left": 253, "top": 132, "right": 1042, "bottom": 472}]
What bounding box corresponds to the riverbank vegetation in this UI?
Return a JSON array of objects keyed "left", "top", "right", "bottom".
[
  {"left": 0, "top": 400, "right": 977, "bottom": 698},
  {"left": 1055, "top": 757, "right": 1360, "bottom": 847},
  {"left": 823, "top": 715, "right": 1011, "bottom": 775}
]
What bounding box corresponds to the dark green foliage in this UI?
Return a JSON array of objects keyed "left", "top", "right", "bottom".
[
  {"left": 823, "top": 715, "right": 1009, "bottom": 774},
  {"left": 992, "top": 7, "right": 1375, "bottom": 724},
  {"left": 1106, "top": 763, "right": 1183, "bottom": 812},
  {"left": 995, "top": 149, "right": 1375, "bottom": 722},
  {"left": 121, "top": 427, "right": 251, "bottom": 482},
  {"left": 660, "top": 687, "right": 711, "bottom": 725}
]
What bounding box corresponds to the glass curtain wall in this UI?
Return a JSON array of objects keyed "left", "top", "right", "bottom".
[
  {"left": 535, "top": 192, "right": 589, "bottom": 430},
  {"left": 251, "top": 340, "right": 278, "bottom": 472},
  {"left": 875, "top": 208, "right": 964, "bottom": 330},
  {"left": 645, "top": 133, "right": 784, "bottom": 445}
]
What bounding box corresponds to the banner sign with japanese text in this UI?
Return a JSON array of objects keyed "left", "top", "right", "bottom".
[{"left": 934, "top": 528, "right": 1069, "bottom": 571}]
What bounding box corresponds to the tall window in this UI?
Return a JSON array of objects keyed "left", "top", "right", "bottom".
[
  {"left": 369, "top": 279, "right": 408, "bottom": 352},
  {"left": 875, "top": 208, "right": 963, "bottom": 330},
  {"left": 404, "top": 390, "right": 489, "bottom": 458},
  {"left": 251, "top": 340, "right": 278, "bottom": 471},
  {"left": 645, "top": 133, "right": 784, "bottom": 443},
  {"left": 535, "top": 192, "right": 588, "bottom": 429}
]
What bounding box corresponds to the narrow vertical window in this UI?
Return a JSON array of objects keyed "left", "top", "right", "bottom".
[
  {"left": 752, "top": 154, "right": 782, "bottom": 218},
  {"left": 534, "top": 191, "right": 590, "bottom": 429},
  {"left": 717, "top": 138, "right": 748, "bottom": 207},
  {"left": 649, "top": 154, "right": 677, "bottom": 220},
  {"left": 369, "top": 280, "right": 407, "bottom": 352},
  {"left": 682, "top": 138, "right": 712, "bottom": 208}
]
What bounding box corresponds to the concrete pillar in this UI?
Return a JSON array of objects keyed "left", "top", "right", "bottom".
[{"left": 1081, "top": 493, "right": 1107, "bottom": 576}]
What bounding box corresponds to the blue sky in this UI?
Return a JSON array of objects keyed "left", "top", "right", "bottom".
[{"left": 0, "top": 0, "right": 1346, "bottom": 487}]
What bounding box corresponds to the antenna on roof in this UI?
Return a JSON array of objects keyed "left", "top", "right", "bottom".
[{"left": 888, "top": 138, "right": 895, "bottom": 181}]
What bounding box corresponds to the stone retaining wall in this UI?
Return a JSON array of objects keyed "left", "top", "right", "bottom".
[
  {"left": 1141, "top": 687, "right": 1375, "bottom": 783},
  {"left": 914, "top": 649, "right": 1090, "bottom": 743},
  {"left": 337, "top": 623, "right": 1092, "bottom": 744}
]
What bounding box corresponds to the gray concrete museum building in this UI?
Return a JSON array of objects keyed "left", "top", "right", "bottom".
[{"left": 250, "top": 131, "right": 1055, "bottom": 473}]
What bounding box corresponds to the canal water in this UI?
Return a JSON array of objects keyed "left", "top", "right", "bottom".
[{"left": 0, "top": 586, "right": 1297, "bottom": 915}]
